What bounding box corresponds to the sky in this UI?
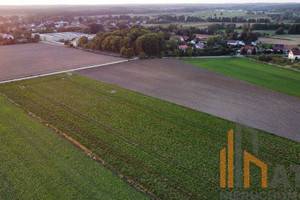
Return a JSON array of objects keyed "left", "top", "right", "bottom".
[{"left": 0, "top": 0, "right": 299, "bottom": 5}]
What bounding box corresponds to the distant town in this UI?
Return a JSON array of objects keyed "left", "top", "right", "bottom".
[
  {"left": 0, "top": 3, "right": 299, "bottom": 200},
  {"left": 0, "top": 4, "right": 300, "bottom": 69}
]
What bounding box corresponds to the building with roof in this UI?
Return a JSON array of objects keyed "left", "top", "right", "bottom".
[
  {"left": 40, "top": 32, "right": 95, "bottom": 43},
  {"left": 240, "top": 46, "right": 258, "bottom": 54},
  {"left": 179, "top": 45, "right": 189, "bottom": 52},
  {"left": 227, "top": 40, "right": 245, "bottom": 46},
  {"left": 194, "top": 34, "right": 214, "bottom": 40},
  {"left": 288, "top": 50, "right": 300, "bottom": 60}
]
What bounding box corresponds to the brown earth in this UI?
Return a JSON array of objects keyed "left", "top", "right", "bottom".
[
  {"left": 77, "top": 59, "right": 300, "bottom": 142},
  {"left": 0, "top": 43, "right": 124, "bottom": 82}
]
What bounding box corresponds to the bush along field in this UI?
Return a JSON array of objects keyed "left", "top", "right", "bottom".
[
  {"left": 0, "top": 74, "right": 299, "bottom": 200},
  {"left": 182, "top": 58, "right": 300, "bottom": 98},
  {"left": 0, "top": 95, "right": 148, "bottom": 200}
]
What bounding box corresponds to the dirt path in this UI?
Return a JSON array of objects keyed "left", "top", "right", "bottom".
[{"left": 77, "top": 59, "right": 300, "bottom": 142}]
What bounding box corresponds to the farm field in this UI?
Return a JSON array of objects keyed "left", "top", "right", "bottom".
[
  {"left": 0, "top": 74, "right": 299, "bottom": 199},
  {"left": 254, "top": 30, "right": 277, "bottom": 35},
  {"left": 0, "top": 95, "right": 147, "bottom": 200},
  {"left": 0, "top": 43, "right": 125, "bottom": 82},
  {"left": 76, "top": 59, "right": 300, "bottom": 141},
  {"left": 182, "top": 58, "right": 300, "bottom": 98},
  {"left": 194, "top": 11, "right": 267, "bottom": 19},
  {"left": 258, "top": 35, "right": 300, "bottom": 46}
]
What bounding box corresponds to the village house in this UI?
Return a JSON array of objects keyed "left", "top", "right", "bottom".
[
  {"left": 240, "top": 46, "right": 258, "bottom": 54},
  {"left": 195, "top": 42, "right": 204, "bottom": 50},
  {"left": 227, "top": 40, "right": 245, "bottom": 46},
  {"left": 182, "top": 35, "right": 189, "bottom": 41},
  {"left": 178, "top": 45, "right": 189, "bottom": 52},
  {"left": 274, "top": 44, "right": 298, "bottom": 54},
  {"left": 170, "top": 35, "right": 184, "bottom": 42},
  {"left": 194, "top": 34, "right": 214, "bottom": 41},
  {"left": 288, "top": 50, "right": 300, "bottom": 60},
  {"left": 0, "top": 33, "right": 14, "bottom": 40}
]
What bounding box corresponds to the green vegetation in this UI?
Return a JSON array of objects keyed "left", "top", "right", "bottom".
[
  {"left": 182, "top": 58, "right": 300, "bottom": 98},
  {"left": 73, "top": 28, "right": 166, "bottom": 58},
  {"left": 0, "top": 95, "right": 147, "bottom": 200},
  {"left": 0, "top": 74, "right": 299, "bottom": 199},
  {"left": 195, "top": 11, "right": 265, "bottom": 19}
]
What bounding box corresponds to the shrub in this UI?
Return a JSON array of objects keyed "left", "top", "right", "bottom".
[{"left": 138, "top": 52, "right": 147, "bottom": 59}]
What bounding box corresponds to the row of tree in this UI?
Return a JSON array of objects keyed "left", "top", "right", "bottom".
[{"left": 76, "top": 28, "right": 167, "bottom": 58}]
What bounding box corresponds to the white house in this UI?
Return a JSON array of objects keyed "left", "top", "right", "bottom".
[
  {"left": 227, "top": 40, "right": 245, "bottom": 46},
  {"left": 288, "top": 50, "right": 300, "bottom": 60},
  {"left": 0, "top": 33, "right": 14, "bottom": 40},
  {"left": 71, "top": 37, "right": 79, "bottom": 47}
]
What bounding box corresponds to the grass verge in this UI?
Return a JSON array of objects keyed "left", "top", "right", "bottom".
[{"left": 182, "top": 58, "right": 300, "bottom": 98}]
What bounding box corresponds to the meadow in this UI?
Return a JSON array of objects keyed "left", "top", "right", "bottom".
[
  {"left": 0, "top": 74, "right": 299, "bottom": 199},
  {"left": 0, "top": 95, "right": 147, "bottom": 200},
  {"left": 194, "top": 11, "right": 267, "bottom": 19},
  {"left": 258, "top": 35, "right": 300, "bottom": 46},
  {"left": 182, "top": 58, "right": 300, "bottom": 98}
]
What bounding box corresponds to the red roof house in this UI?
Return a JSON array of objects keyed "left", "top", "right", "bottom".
[
  {"left": 194, "top": 34, "right": 214, "bottom": 39},
  {"left": 288, "top": 50, "right": 300, "bottom": 60},
  {"left": 240, "top": 46, "right": 257, "bottom": 54},
  {"left": 179, "top": 45, "right": 189, "bottom": 51}
]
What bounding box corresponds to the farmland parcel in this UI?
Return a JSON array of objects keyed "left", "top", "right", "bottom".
[
  {"left": 0, "top": 95, "right": 148, "bottom": 200},
  {"left": 77, "top": 59, "right": 300, "bottom": 142},
  {"left": 182, "top": 58, "right": 300, "bottom": 98},
  {"left": 0, "top": 43, "right": 124, "bottom": 82},
  {"left": 0, "top": 74, "right": 299, "bottom": 200}
]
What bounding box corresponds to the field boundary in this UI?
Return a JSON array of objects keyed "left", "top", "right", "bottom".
[
  {"left": 0, "top": 92, "right": 155, "bottom": 199},
  {"left": 246, "top": 57, "right": 300, "bottom": 72},
  {"left": 162, "top": 55, "right": 243, "bottom": 59}
]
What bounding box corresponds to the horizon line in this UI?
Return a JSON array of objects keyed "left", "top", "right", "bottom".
[{"left": 0, "top": 2, "right": 300, "bottom": 6}]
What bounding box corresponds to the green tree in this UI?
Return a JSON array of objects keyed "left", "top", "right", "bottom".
[
  {"left": 102, "top": 36, "right": 112, "bottom": 51},
  {"left": 168, "top": 39, "right": 178, "bottom": 51},
  {"left": 78, "top": 36, "right": 89, "bottom": 47},
  {"left": 33, "top": 34, "right": 40, "bottom": 42},
  {"left": 125, "top": 48, "right": 135, "bottom": 59},
  {"left": 275, "top": 27, "right": 285, "bottom": 34},
  {"left": 120, "top": 46, "right": 127, "bottom": 57},
  {"left": 173, "top": 49, "right": 180, "bottom": 57},
  {"left": 186, "top": 47, "right": 193, "bottom": 57},
  {"left": 83, "top": 23, "right": 104, "bottom": 34},
  {"left": 135, "top": 33, "right": 165, "bottom": 57},
  {"left": 138, "top": 52, "right": 147, "bottom": 59},
  {"left": 241, "top": 48, "right": 247, "bottom": 55},
  {"left": 207, "top": 38, "right": 215, "bottom": 47}
]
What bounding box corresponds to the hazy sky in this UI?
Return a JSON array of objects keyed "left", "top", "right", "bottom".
[{"left": 0, "top": 0, "right": 299, "bottom": 5}]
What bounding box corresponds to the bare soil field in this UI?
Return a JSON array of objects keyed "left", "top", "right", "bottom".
[
  {"left": 77, "top": 59, "right": 300, "bottom": 142},
  {"left": 0, "top": 43, "right": 124, "bottom": 82},
  {"left": 259, "top": 36, "right": 300, "bottom": 46}
]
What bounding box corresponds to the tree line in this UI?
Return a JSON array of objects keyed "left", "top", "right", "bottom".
[{"left": 75, "top": 28, "right": 166, "bottom": 59}]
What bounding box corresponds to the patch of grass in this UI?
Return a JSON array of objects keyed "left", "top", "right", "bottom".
[
  {"left": 255, "top": 30, "right": 277, "bottom": 35},
  {"left": 195, "top": 11, "right": 265, "bottom": 19},
  {"left": 272, "top": 34, "right": 300, "bottom": 38},
  {"left": 182, "top": 58, "right": 300, "bottom": 98},
  {"left": 0, "top": 74, "right": 299, "bottom": 199},
  {"left": 0, "top": 95, "right": 148, "bottom": 200}
]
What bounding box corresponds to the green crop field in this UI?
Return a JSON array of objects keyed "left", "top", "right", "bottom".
[
  {"left": 195, "top": 11, "right": 266, "bottom": 19},
  {"left": 0, "top": 95, "right": 147, "bottom": 200},
  {"left": 182, "top": 58, "right": 300, "bottom": 98},
  {"left": 0, "top": 74, "right": 299, "bottom": 199}
]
